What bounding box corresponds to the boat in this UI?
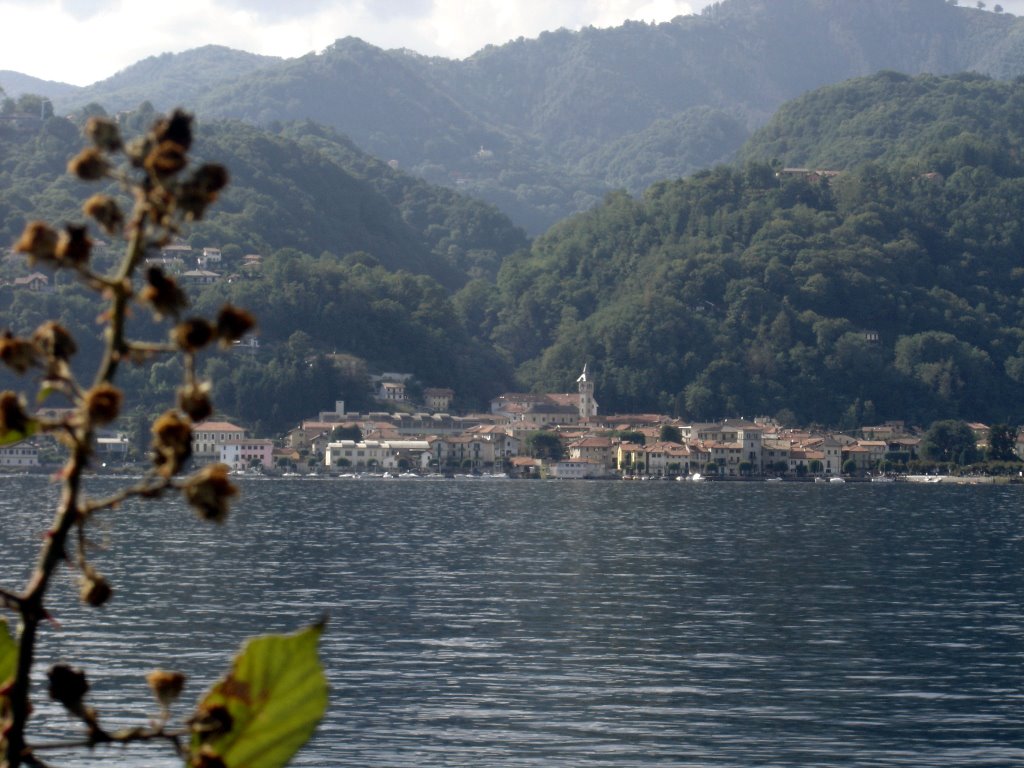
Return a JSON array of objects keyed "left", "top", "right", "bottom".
[
  {"left": 690, "top": 473, "right": 705, "bottom": 482},
  {"left": 829, "top": 477, "right": 846, "bottom": 484},
  {"left": 765, "top": 477, "right": 783, "bottom": 483}
]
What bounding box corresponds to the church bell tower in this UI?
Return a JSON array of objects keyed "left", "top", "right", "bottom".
[{"left": 577, "top": 363, "right": 596, "bottom": 420}]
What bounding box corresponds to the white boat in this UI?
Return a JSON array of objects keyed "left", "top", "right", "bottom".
[
  {"left": 829, "top": 477, "right": 846, "bottom": 484},
  {"left": 765, "top": 477, "right": 783, "bottom": 483},
  {"left": 871, "top": 476, "right": 894, "bottom": 483},
  {"left": 690, "top": 473, "right": 705, "bottom": 482}
]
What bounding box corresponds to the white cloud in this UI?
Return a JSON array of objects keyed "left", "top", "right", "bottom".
[
  {"left": 0, "top": 0, "right": 698, "bottom": 86},
  {"left": 6, "top": 0, "right": 1024, "bottom": 87}
]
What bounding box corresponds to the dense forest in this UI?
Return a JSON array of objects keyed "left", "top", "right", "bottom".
[{"left": 9, "top": 0, "right": 1024, "bottom": 233}]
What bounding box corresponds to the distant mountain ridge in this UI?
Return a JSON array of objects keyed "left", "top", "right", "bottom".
[
  {"left": 0, "top": 71, "right": 79, "bottom": 102},
  {"left": 7, "top": 0, "right": 1024, "bottom": 234}
]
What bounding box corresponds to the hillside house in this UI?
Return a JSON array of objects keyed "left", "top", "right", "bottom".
[
  {"left": 12, "top": 272, "right": 50, "bottom": 292},
  {"left": 199, "top": 248, "right": 222, "bottom": 268},
  {"left": 378, "top": 381, "right": 407, "bottom": 402},
  {"left": 423, "top": 387, "right": 455, "bottom": 412},
  {"left": 181, "top": 269, "right": 220, "bottom": 285}
]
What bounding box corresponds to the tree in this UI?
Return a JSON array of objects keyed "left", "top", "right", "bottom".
[
  {"left": 659, "top": 424, "right": 682, "bottom": 443},
  {"left": 14, "top": 94, "right": 52, "bottom": 119},
  {"left": 0, "top": 111, "right": 325, "bottom": 767},
  {"left": 331, "top": 424, "right": 363, "bottom": 442},
  {"left": 920, "top": 420, "right": 979, "bottom": 463},
  {"left": 986, "top": 424, "right": 1018, "bottom": 462},
  {"left": 526, "top": 430, "right": 564, "bottom": 461}
]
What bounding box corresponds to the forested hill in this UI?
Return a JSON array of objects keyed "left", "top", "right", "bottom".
[
  {"left": 486, "top": 72, "right": 1024, "bottom": 428},
  {"left": 10, "top": 0, "right": 1024, "bottom": 234},
  {"left": 0, "top": 109, "right": 527, "bottom": 432},
  {"left": 0, "top": 108, "right": 527, "bottom": 288},
  {"left": 737, "top": 70, "right": 1024, "bottom": 170}
]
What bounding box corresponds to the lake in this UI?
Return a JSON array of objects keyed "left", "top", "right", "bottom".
[{"left": 1, "top": 476, "right": 1023, "bottom": 766}]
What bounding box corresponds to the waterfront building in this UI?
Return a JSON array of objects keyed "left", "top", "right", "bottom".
[
  {"left": 219, "top": 438, "right": 275, "bottom": 471},
  {"left": 0, "top": 439, "right": 39, "bottom": 468},
  {"left": 192, "top": 420, "right": 247, "bottom": 460}
]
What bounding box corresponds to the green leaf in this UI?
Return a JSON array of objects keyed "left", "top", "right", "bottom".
[
  {"left": 1, "top": 616, "right": 17, "bottom": 752},
  {"left": 0, "top": 419, "right": 38, "bottom": 447},
  {"left": 0, "top": 617, "right": 16, "bottom": 685},
  {"left": 190, "top": 623, "right": 327, "bottom": 768}
]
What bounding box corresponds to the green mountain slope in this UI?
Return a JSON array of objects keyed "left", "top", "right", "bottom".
[
  {"left": 0, "top": 111, "right": 526, "bottom": 431},
  {"left": 20, "top": 0, "right": 1022, "bottom": 234},
  {"left": 0, "top": 109, "right": 525, "bottom": 288},
  {"left": 489, "top": 72, "right": 1024, "bottom": 426}
]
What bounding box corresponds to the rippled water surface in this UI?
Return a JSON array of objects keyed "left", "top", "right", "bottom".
[{"left": 2, "top": 476, "right": 1023, "bottom": 766}]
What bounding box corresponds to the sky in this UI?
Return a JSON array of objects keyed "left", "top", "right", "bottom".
[
  {"left": 0, "top": 0, "right": 702, "bottom": 86},
  {"left": 4, "top": 0, "right": 1024, "bottom": 88}
]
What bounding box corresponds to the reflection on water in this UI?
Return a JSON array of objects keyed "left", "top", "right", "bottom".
[{"left": 1, "top": 477, "right": 1022, "bottom": 766}]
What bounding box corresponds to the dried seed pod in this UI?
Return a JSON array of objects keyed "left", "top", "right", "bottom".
[
  {"left": 84, "top": 383, "right": 122, "bottom": 426},
  {"left": 79, "top": 569, "right": 113, "bottom": 607},
  {"left": 144, "top": 141, "right": 188, "bottom": 178},
  {"left": 140, "top": 267, "right": 189, "bottom": 319},
  {"left": 47, "top": 664, "right": 89, "bottom": 711},
  {"left": 146, "top": 670, "right": 186, "bottom": 706},
  {"left": 178, "top": 381, "right": 213, "bottom": 422},
  {"left": 190, "top": 704, "right": 233, "bottom": 738},
  {"left": 83, "top": 194, "right": 124, "bottom": 236},
  {"left": 171, "top": 318, "right": 214, "bottom": 353},
  {"left": 13, "top": 221, "right": 59, "bottom": 265},
  {"left": 151, "top": 410, "right": 193, "bottom": 477},
  {"left": 178, "top": 164, "right": 229, "bottom": 220},
  {"left": 56, "top": 224, "right": 92, "bottom": 267},
  {"left": 32, "top": 322, "right": 77, "bottom": 361},
  {"left": 152, "top": 109, "right": 193, "bottom": 151},
  {"left": 215, "top": 305, "right": 256, "bottom": 346},
  {"left": 67, "top": 147, "right": 110, "bottom": 181},
  {"left": 183, "top": 463, "right": 237, "bottom": 523},
  {"left": 0, "top": 391, "right": 31, "bottom": 436},
  {"left": 0, "top": 331, "right": 39, "bottom": 374},
  {"left": 84, "top": 116, "right": 122, "bottom": 153}
]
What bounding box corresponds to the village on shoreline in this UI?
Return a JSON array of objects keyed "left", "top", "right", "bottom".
[{"left": 2, "top": 366, "right": 1022, "bottom": 484}]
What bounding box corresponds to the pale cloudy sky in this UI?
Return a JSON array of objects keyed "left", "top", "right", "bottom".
[
  {"left": 0, "top": 0, "right": 700, "bottom": 86},
  {"left": 3, "top": 0, "right": 1023, "bottom": 87}
]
